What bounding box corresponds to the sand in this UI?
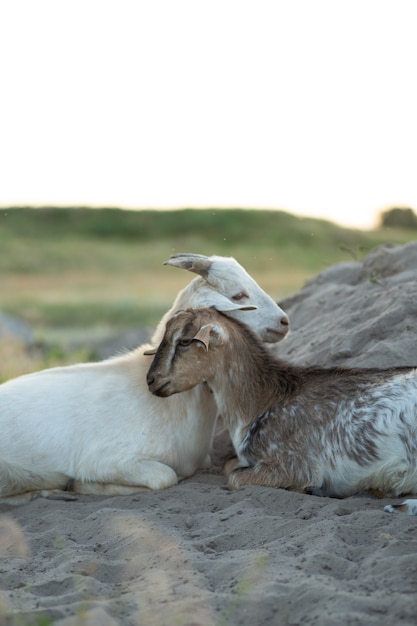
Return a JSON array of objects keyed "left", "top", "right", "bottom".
[{"left": 1, "top": 241, "right": 417, "bottom": 625}]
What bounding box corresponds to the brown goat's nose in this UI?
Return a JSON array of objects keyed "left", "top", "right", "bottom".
[{"left": 281, "top": 316, "right": 289, "bottom": 327}]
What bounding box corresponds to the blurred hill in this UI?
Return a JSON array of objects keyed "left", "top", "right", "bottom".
[
  {"left": 0, "top": 206, "right": 415, "bottom": 353},
  {"left": 2, "top": 205, "right": 414, "bottom": 245}
]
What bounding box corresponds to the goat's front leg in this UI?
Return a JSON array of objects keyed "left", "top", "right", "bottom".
[
  {"left": 223, "top": 456, "right": 240, "bottom": 475},
  {"left": 72, "top": 459, "right": 179, "bottom": 496},
  {"left": 384, "top": 498, "right": 417, "bottom": 515},
  {"left": 227, "top": 459, "right": 310, "bottom": 491}
]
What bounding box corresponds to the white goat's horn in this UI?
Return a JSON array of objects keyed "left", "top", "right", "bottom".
[{"left": 164, "top": 253, "right": 212, "bottom": 278}]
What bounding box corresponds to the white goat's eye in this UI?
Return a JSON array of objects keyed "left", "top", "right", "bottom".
[{"left": 231, "top": 292, "right": 248, "bottom": 302}]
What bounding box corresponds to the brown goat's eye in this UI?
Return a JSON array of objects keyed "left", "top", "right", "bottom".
[
  {"left": 178, "top": 339, "right": 192, "bottom": 347},
  {"left": 232, "top": 292, "right": 249, "bottom": 302}
]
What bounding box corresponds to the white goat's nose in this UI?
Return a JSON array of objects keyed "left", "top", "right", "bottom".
[{"left": 280, "top": 315, "right": 289, "bottom": 329}]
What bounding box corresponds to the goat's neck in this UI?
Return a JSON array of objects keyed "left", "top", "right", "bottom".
[{"left": 208, "top": 341, "right": 280, "bottom": 438}]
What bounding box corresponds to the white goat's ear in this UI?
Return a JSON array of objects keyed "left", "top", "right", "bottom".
[
  {"left": 143, "top": 348, "right": 157, "bottom": 356},
  {"left": 196, "top": 286, "right": 258, "bottom": 313},
  {"left": 211, "top": 295, "right": 257, "bottom": 312},
  {"left": 164, "top": 253, "right": 212, "bottom": 278},
  {"left": 192, "top": 323, "right": 226, "bottom": 351},
  {"left": 223, "top": 304, "right": 257, "bottom": 312}
]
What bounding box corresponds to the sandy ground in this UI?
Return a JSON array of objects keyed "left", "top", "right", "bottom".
[{"left": 1, "top": 240, "right": 417, "bottom": 625}]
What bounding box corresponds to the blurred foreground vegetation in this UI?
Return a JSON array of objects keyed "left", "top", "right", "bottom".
[{"left": 1, "top": 206, "right": 415, "bottom": 335}]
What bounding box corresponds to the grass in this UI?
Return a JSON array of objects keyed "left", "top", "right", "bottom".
[{"left": 0, "top": 206, "right": 415, "bottom": 347}]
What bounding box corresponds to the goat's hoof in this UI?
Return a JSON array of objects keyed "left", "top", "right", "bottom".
[
  {"left": 305, "top": 486, "right": 326, "bottom": 497},
  {"left": 40, "top": 490, "right": 78, "bottom": 501},
  {"left": 227, "top": 472, "right": 242, "bottom": 490},
  {"left": 383, "top": 501, "right": 417, "bottom": 515},
  {"left": 223, "top": 457, "right": 240, "bottom": 476}
]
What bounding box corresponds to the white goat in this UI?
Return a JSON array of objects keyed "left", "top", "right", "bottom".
[
  {"left": 147, "top": 307, "right": 417, "bottom": 514},
  {"left": 0, "top": 254, "right": 289, "bottom": 504}
]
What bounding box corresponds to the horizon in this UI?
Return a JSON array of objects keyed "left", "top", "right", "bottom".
[{"left": 0, "top": 203, "right": 401, "bottom": 231}]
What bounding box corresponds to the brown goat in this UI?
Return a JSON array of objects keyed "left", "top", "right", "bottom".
[{"left": 147, "top": 308, "right": 417, "bottom": 513}]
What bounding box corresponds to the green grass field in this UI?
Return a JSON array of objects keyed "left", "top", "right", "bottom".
[
  {"left": 1, "top": 206, "right": 415, "bottom": 346},
  {"left": 1, "top": 207, "right": 415, "bottom": 331}
]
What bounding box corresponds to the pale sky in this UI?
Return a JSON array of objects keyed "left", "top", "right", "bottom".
[{"left": 1, "top": 0, "right": 416, "bottom": 229}]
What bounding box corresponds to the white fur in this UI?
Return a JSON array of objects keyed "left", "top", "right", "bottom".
[{"left": 0, "top": 254, "right": 289, "bottom": 503}]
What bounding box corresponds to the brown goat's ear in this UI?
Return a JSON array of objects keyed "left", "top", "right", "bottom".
[
  {"left": 192, "top": 325, "right": 212, "bottom": 351},
  {"left": 143, "top": 348, "right": 157, "bottom": 356},
  {"left": 192, "top": 323, "right": 226, "bottom": 351},
  {"left": 164, "top": 253, "right": 212, "bottom": 279}
]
